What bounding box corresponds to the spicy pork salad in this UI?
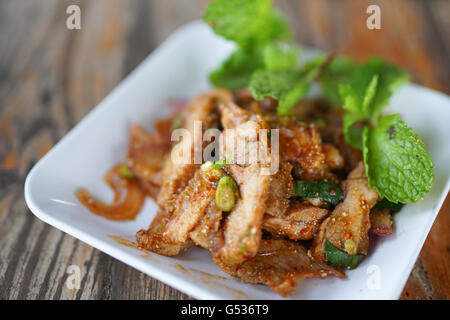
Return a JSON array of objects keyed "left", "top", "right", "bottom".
[{"left": 76, "top": 0, "right": 434, "bottom": 297}]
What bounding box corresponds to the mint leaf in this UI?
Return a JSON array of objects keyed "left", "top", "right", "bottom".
[
  {"left": 363, "top": 114, "right": 434, "bottom": 203},
  {"left": 264, "top": 42, "right": 300, "bottom": 71},
  {"left": 204, "top": 0, "right": 289, "bottom": 48},
  {"left": 320, "top": 57, "right": 357, "bottom": 106},
  {"left": 250, "top": 55, "right": 327, "bottom": 115},
  {"left": 277, "top": 81, "right": 310, "bottom": 115},
  {"left": 204, "top": 0, "right": 270, "bottom": 46},
  {"left": 250, "top": 69, "right": 299, "bottom": 100},
  {"left": 260, "top": 8, "right": 291, "bottom": 45},
  {"left": 321, "top": 57, "right": 408, "bottom": 116},
  {"left": 302, "top": 55, "right": 328, "bottom": 80},
  {"left": 210, "top": 47, "right": 264, "bottom": 90},
  {"left": 342, "top": 112, "right": 365, "bottom": 149},
  {"left": 250, "top": 69, "right": 302, "bottom": 115},
  {"left": 339, "top": 75, "right": 378, "bottom": 149},
  {"left": 361, "top": 74, "right": 379, "bottom": 113},
  {"left": 205, "top": 0, "right": 291, "bottom": 90},
  {"left": 351, "top": 58, "right": 409, "bottom": 121},
  {"left": 340, "top": 84, "right": 362, "bottom": 114}
]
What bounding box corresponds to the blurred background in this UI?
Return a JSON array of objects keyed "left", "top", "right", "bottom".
[{"left": 0, "top": 0, "right": 448, "bottom": 299}]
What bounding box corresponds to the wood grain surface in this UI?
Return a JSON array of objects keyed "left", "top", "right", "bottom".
[{"left": 0, "top": 0, "right": 448, "bottom": 300}]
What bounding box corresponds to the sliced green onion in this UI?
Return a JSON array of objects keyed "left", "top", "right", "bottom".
[
  {"left": 211, "top": 157, "right": 232, "bottom": 170},
  {"left": 215, "top": 176, "right": 238, "bottom": 212},
  {"left": 325, "top": 241, "right": 365, "bottom": 269},
  {"left": 119, "top": 164, "right": 134, "bottom": 179},
  {"left": 201, "top": 161, "right": 214, "bottom": 172}
]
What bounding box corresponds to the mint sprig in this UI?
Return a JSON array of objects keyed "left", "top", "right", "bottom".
[
  {"left": 339, "top": 74, "right": 379, "bottom": 148},
  {"left": 204, "top": 0, "right": 289, "bottom": 49},
  {"left": 205, "top": 0, "right": 290, "bottom": 90},
  {"left": 350, "top": 58, "right": 410, "bottom": 123},
  {"left": 320, "top": 57, "right": 357, "bottom": 106},
  {"left": 338, "top": 66, "right": 433, "bottom": 203}
]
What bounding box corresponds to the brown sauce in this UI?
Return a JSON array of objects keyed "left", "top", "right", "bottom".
[{"left": 76, "top": 165, "right": 146, "bottom": 221}]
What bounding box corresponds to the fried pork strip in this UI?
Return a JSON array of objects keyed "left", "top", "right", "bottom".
[
  {"left": 127, "top": 124, "right": 171, "bottom": 199},
  {"left": 279, "top": 121, "right": 327, "bottom": 182},
  {"left": 189, "top": 201, "right": 223, "bottom": 250},
  {"left": 216, "top": 112, "right": 272, "bottom": 265},
  {"left": 215, "top": 239, "right": 345, "bottom": 297},
  {"left": 219, "top": 101, "right": 251, "bottom": 129},
  {"left": 323, "top": 143, "right": 344, "bottom": 170},
  {"left": 218, "top": 163, "right": 270, "bottom": 265},
  {"left": 312, "top": 162, "right": 378, "bottom": 260},
  {"left": 138, "top": 89, "right": 231, "bottom": 255},
  {"left": 157, "top": 89, "right": 232, "bottom": 214},
  {"left": 136, "top": 210, "right": 193, "bottom": 256},
  {"left": 164, "top": 169, "right": 216, "bottom": 243},
  {"left": 265, "top": 161, "right": 294, "bottom": 217},
  {"left": 263, "top": 202, "right": 329, "bottom": 240}
]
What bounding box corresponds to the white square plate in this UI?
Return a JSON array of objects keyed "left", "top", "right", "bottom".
[{"left": 25, "top": 21, "right": 450, "bottom": 300}]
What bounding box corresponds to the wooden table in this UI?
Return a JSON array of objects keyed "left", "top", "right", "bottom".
[{"left": 0, "top": 0, "right": 448, "bottom": 300}]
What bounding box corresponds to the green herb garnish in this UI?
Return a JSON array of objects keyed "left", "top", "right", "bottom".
[
  {"left": 119, "top": 164, "right": 134, "bottom": 179},
  {"left": 250, "top": 55, "right": 327, "bottom": 115},
  {"left": 325, "top": 241, "right": 365, "bottom": 270},
  {"left": 363, "top": 114, "right": 434, "bottom": 203},
  {"left": 211, "top": 157, "right": 232, "bottom": 170},
  {"left": 294, "top": 181, "right": 343, "bottom": 207},
  {"left": 320, "top": 57, "right": 357, "bottom": 106},
  {"left": 210, "top": 47, "right": 265, "bottom": 91},
  {"left": 205, "top": 0, "right": 290, "bottom": 90},
  {"left": 263, "top": 42, "right": 300, "bottom": 71},
  {"left": 335, "top": 57, "right": 433, "bottom": 204},
  {"left": 374, "top": 199, "right": 404, "bottom": 211}
]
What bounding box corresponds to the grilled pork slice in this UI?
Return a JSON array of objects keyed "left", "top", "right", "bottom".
[
  {"left": 136, "top": 210, "right": 193, "bottom": 256},
  {"left": 263, "top": 202, "right": 329, "bottom": 240},
  {"left": 312, "top": 162, "right": 378, "bottom": 261},
  {"left": 189, "top": 201, "right": 223, "bottom": 250},
  {"left": 218, "top": 163, "right": 271, "bottom": 265},
  {"left": 219, "top": 101, "right": 251, "bottom": 129},
  {"left": 265, "top": 161, "right": 294, "bottom": 217},
  {"left": 127, "top": 124, "right": 171, "bottom": 199},
  {"left": 157, "top": 89, "right": 232, "bottom": 214},
  {"left": 220, "top": 117, "right": 271, "bottom": 166},
  {"left": 215, "top": 239, "right": 345, "bottom": 297},
  {"left": 215, "top": 113, "right": 272, "bottom": 265},
  {"left": 157, "top": 162, "right": 198, "bottom": 214},
  {"left": 279, "top": 121, "right": 327, "bottom": 182},
  {"left": 164, "top": 169, "right": 216, "bottom": 243},
  {"left": 323, "top": 143, "right": 344, "bottom": 170},
  {"left": 370, "top": 208, "right": 393, "bottom": 236}
]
